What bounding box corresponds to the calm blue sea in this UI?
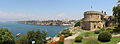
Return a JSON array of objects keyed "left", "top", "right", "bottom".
[{"left": 0, "top": 22, "right": 70, "bottom": 37}]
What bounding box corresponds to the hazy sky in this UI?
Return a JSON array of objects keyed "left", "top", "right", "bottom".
[{"left": 0, "top": 0, "right": 118, "bottom": 21}]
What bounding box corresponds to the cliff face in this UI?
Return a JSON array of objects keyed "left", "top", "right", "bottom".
[{"left": 17, "top": 20, "right": 75, "bottom": 26}]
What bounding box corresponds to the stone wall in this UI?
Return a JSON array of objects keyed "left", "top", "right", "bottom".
[
  {"left": 81, "top": 21, "right": 105, "bottom": 31},
  {"left": 80, "top": 21, "right": 91, "bottom": 30},
  {"left": 84, "top": 14, "right": 101, "bottom": 21},
  {"left": 90, "top": 21, "right": 105, "bottom": 31}
]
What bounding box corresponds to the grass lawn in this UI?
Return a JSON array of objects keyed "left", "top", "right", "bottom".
[
  {"left": 71, "top": 37, "right": 120, "bottom": 44},
  {"left": 80, "top": 31, "right": 99, "bottom": 37}
]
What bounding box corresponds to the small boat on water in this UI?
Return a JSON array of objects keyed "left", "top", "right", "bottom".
[{"left": 16, "top": 33, "right": 22, "bottom": 37}]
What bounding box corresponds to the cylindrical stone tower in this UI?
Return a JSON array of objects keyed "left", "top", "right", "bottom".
[{"left": 84, "top": 11, "right": 103, "bottom": 21}]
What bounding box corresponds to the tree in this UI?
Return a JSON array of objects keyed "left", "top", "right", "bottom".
[
  {"left": 113, "top": 5, "right": 120, "bottom": 26},
  {"left": 26, "top": 29, "right": 47, "bottom": 44},
  {"left": 74, "top": 21, "right": 80, "bottom": 27},
  {"left": 0, "top": 28, "right": 15, "bottom": 44},
  {"left": 35, "top": 29, "right": 47, "bottom": 44},
  {"left": 27, "top": 30, "right": 35, "bottom": 44},
  {"left": 16, "top": 35, "right": 27, "bottom": 44}
]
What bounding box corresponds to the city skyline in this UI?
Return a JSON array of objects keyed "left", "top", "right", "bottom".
[{"left": 0, "top": 0, "right": 118, "bottom": 21}]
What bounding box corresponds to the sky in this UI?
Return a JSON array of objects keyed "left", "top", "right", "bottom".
[{"left": 0, "top": 0, "right": 118, "bottom": 21}]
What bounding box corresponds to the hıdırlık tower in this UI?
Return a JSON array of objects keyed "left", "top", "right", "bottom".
[{"left": 80, "top": 11, "right": 106, "bottom": 31}]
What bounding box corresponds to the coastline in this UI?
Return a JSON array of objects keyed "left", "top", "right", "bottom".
[
  {"left": 0, "top": 22, "right": 70, "bottom": 38},
  {"left": 17, "top": 20, "right": 75, "bottom": 26}
]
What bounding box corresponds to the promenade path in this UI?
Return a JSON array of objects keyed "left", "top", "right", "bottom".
[
  {"left": 83, "top": 34, "right": 120, "bottom": 39},
  {"left": 64, "top": 32, "right": 120, "bottom": 44},
  {"left": 64, "top": 32, "right": 81, "bottom": 44}
]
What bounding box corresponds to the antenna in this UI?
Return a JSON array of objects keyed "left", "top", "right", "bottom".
[{"left": 91, "top": 0, "right": 93, "bottom": 10}]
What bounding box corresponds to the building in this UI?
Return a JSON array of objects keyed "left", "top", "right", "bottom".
[{"left": 80, "top": 11, "right": 106, "bottom": 31}]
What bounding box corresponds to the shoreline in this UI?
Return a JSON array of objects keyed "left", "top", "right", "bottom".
[{"left": 17, "top": 20, "right": 75, "bottom": 26}]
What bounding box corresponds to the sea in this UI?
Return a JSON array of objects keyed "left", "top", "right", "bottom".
[{"left": 0, "top": 22, "right": 70, "bottom": 37}]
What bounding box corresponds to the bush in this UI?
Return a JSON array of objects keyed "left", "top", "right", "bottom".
[
  {"left": 75, "top": 36, "right": 83, "bottom": 42},
  {"left": 64, "top": 34, "right": 69, "bottom": 38},
  {"left": 84, "top": 32, "right": 90, "bottom": 37},
  {"left": 57, "top": 34, "right": 61, "bottom": 37},
  {"left": 94, "top": 30, "right": 101, "bottom": 34},
  {"left": 106, "top": 28, "right": 112, "bottom": 30},
  {"left": 84, "top": 39, "right": 100, "bottom": 44},
  {"left": 85, "top": 32, "right": 90, "bottom": 35},
  {"left": 68, "top": 33, "right": 72, "bottom": 36},
  {"left": 61, "top": 30, "right": 70, "bottom": 34},
  {"left": 61, "top": 30, "right": 72, "bottom": 37},
  {"left": 113, "top": 28, "right": 120, "bottom": 32},
  {"left": 98, "top": 31, "right": 112, "bottom": 42},
  {"left": 59, "top": 36, "right": 64, "bottom": 41},
  {"left": 58, "top": 40, "right": 64, "bottom": 44},
  {"left": 74, "top": 21, "right": 80, "bottom": 27},
  {"left": 101, "top": 28, "right": 105, "bottom": 31},
  {"left": 106, "top": 30, "right": 113, "bottom": 33}
]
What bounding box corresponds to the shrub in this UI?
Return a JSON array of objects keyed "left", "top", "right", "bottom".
[
  {"left": 61, "top": 30, "right": 72, "bottom": 37},
  {"left": 106, "top": 30, "right": 113, "bottom": 33},
  {"left": 98, "top": 31, "right": 112, "bottom": 42},
  {"left": 101, "top": 28, "right": 105, "bottom": 31},
  {"left": 64, "top": 34, "right": 69, "bottom": 38},
  {"left": 106, "top": 28, "right": 112, "bottom": 30},
  {"left": 57, "top": 34, "right": 61, "bottom": 37},
  {"left": 84, "top": 32, "right": 90, "bottom": 37},
  {"left": 74, "top": 21, "right": 80, "bottom": 27},
  {"left": 75, "top": 36, "right": 83, "bottom": 42},
  {"left": 58, "top": 40, "right": 64, "bottom": 44},
  {"left": 84, "top": 39, "right": 100, "bottom": 44},
  {"left": 113, "top": 28, "right": 120, "bottom": 32},
  {"left": 59, "top": 36, "right": 64, "bottom": 41},
  {"left": 94, "top": 30, "right": 101, "bottom": 34},
  {"left": 85, "top": 32, "right": 90, "bottom": 35},
  {"left": 68, "top": 33, "right": 72, "bottom": 36},
  {"left": 61, "top": 30, "right": 70, "bottom": 34}
]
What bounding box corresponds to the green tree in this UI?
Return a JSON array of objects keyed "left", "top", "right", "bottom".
[
  {"left": 74, "top": 21, "right": 80, "bottom": 27},
  {"left": 27, "top": 30, "right": 35, "bottom": 44},
  {"left": 35, "top": 29, "right": 47, "bottom": 44},
  {"left": 26, "top": 29, "right": 47, "bottom": 44},
  {"left": 0, "top": 28, "right": 15, "bottom": 44},
  {"left": 16, "top": 35, "right": 27, "bottom": 44},
  {"left": 113, "top": 5, "right": 120, "bottom": 25}
]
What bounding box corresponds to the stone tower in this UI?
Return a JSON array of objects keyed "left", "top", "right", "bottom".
[
  {"left": 80, "top": 11, "right": 105, "bottom": 31},
  {"left": 84, "top": 11, "right": 102, "bottom": 21}
]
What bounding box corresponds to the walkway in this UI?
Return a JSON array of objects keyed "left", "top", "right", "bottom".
[
  {"left": 64, "top": 32, "right": 81, "bottom": 44},
  {"left": 83, "top": 34, "right": 120, "bottom": 39},
  {"left": 64, "top": 33, "right": 120, "bottom": 44}
]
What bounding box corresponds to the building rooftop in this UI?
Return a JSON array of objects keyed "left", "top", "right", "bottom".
[{"left": 84, "top": 11, "right": 104, "bottom": 15}]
